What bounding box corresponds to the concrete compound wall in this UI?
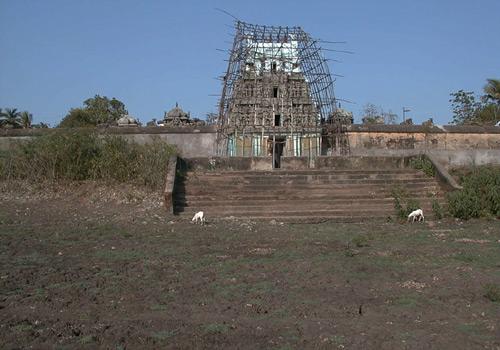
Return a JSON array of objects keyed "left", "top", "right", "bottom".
[
  {"left": 86, "top": 125, "right": 219, "bottom": 158},
  {"left": 119, "top": 131, "right": 217, "bottom": 158},
  {"left": 348, "top": 125, "right": 500, "bottom": 150},
  {"left": 346, "top": 124, "right": 500, "bottom": 166},
  {"left": 0, "top": 126, "right": 218, "bottom": 158},
  {"left": 1, "top": 124, "right": 499, "bottom": 166}
]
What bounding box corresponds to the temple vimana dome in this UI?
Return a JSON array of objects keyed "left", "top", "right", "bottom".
[{"left": 159, "top": 103, "right": 205, "bottom": 127}]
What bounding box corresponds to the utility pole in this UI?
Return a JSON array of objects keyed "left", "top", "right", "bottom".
[{"left": 403, "top": 107, "right": 410, "bottom": 123}]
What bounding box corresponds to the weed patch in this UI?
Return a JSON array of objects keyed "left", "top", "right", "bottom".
[
  {"left": 201, "top": 323, "right": 231, "bottom": 334},
  {"left": 483, "top": 284, "right": 500, "bottom": 302},
  {"left": 393, "top": 332, "right": 417, "bottom": 340},
  {"left": 54, "top": 282, "right": 89, "bottom": 291},
  {"left": 391, "top": 185, "right": 420, "bottom": 220},
  {"left": 150, "top": 304, "right": 168, "bottom": 311},
  {"left": 249, "top": 282, "right": 280, "bottom": 295},
  {"left": 151, "top": 329, "right": 179, "bottom": 340},
  {"left": 94, "top": 249, "right": 148, "bottom": 260},
  {"left": 352, "top": 234, "right": 369, "bottom": 247},
  {"left": 78, "top": 334, "right": 98, "bottom": 344},
  {"left": 452, "top": 253, "right": 476, "bottom": 263},
  {"left": 454, "top": 324, "right": 480, "bottom": 332},
  {"left": 432, "top": 199, "right": 443, "bottom": 219},
  {"left": 410, "top": 157, "right": 435, "bottom": 177},
  {"left": 391, "top": 294, "right": 438, "bottom": 310},
  {"left": 11, "top": 324, "right": 35, "bottom": 332}
]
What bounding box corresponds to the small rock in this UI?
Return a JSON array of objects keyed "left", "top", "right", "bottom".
[{"left": 427, "top": 221, "right": 436, "bottom": 227}]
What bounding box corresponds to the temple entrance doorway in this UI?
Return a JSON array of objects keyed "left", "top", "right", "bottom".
[{"left": 273, "top": 137, "right": 285, "bottom": 169}]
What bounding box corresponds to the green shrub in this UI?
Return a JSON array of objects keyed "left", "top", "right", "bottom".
[
  {"left": 0, "top": 129, "right": 177, "bottom": 189},
  {"left": 391, "top": 186, "right": 420, "bottom": 220},
  {"left": 447, "top": 165, "right": 500, "bottom": 220},
  {"left": 352, "top": 235, "right": 367, "bottom": 247},
  {"left": 484, "top": 284, "right": 500, "bottom": 302},
  {"left": 344, "top": 242, "right": 355, "bottom": 257},
  {"left": 432, "top": 199, "right": 443, "bottom": 219},
  {"left": 406, "top": 199, "right": 421, "bottom": 214},
  {"left": 391, "top": 186, "right": 407, "bottom": 220},
  {"left": 1, "top": 130, "right": 99, "bottom": 180},
  {"left": 410, "top": 156, "right": 435, "bottom": 177},
  {"left": 447, "top": 189, "right": 482, "bottom": 220},
  {"left": 93, "top": 135, "right": 140, "bottom": 182},
  {"left": 139, "top": 136, "right": 177, "bottom": 189}
]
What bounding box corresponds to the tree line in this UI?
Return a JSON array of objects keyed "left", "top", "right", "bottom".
[
  {"left": 0, "top": 95, "right": 127, "bottom": 129},
  {"left": 360, "top": 78, "right": 500, "bottom": 125},
  {"left": 449, "top": 78, "right": 500, "bottom": 125},
  {"left": 2, "top": 78, "right": 499, "bottom": 129},
  {"left": 0, "top": 108, "right": 48, "bottom": 129}
]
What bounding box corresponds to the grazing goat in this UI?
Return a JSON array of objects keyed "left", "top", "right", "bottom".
[
  {"left": 191, "top": 211, "right": 205, "bottom": 225},
  {"left": 408, "top": 209, "right": 424, "bottom": 223}
]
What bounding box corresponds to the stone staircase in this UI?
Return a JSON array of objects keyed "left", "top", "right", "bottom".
[{"left": 173, "top": 169, "right": 446, "bottom": 222}]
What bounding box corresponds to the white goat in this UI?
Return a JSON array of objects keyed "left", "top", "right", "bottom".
[
  {"left": 191, "top": 211, "right": 205, "bottom": 225},
  {"left": 407, "top": 209, "right": 424, "bottom": 222}
]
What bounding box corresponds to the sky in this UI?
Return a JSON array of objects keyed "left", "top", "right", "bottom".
[{"left": 1, "top": 0, "right": 499, "bottom": 127}]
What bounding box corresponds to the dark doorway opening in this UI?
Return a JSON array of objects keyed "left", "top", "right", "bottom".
[
  {"left": 273, "top": 137, "right": 285, "bottom": 169},
  {"left": 273, "top": 87, "right": 279, "bottom": 98},
  {"left": 274, "top": 114, "right": 281, "bottom": 126}
]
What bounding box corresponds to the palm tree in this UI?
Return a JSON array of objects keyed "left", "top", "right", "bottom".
[
  {"left": 20, "top": 111, "right": 33, "bottom": 129},
  {"left": 2, "top": 108, "right": 22, "bottom": 129},
  {"left": 483, "top": 78, "right": 500, "bottom": 122},
  {"left": 484, "top": 78, "right": 500, "bottom": 104}
]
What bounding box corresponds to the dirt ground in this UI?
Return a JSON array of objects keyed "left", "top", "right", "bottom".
[{"left": 1, "top": 181, "right": 499, "bottom": 349}]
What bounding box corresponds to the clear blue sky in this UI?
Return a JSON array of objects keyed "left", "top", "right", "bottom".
[{"left": 1, "top": 0, "right": 499, "bottom": 126}]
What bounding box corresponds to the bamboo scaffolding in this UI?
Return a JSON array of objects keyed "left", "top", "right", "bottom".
[{"left": 216, "top": 20, "right": 350, "bottom": 157}]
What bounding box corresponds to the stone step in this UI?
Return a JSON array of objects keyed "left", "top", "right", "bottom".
[
  {"left": 175, "top": 208, "right": 437, "bottom": 223},
  {"left": 184, "top": 180, "right": 436, "bottom": 188},
  {"left": 183, "top": 181, "right": 438, "bottom": 188},
  {"left": 193, "top": 169, "right": 427, "bottom": 176},
  {"left": 185, "top": 171, "right": 432, "bottom": 179},
  {"left": 189, "top": 175, "right": 428, "bottom": 183},
  {"left": 180, "top": 184, "right": 442, "bottom": 196},
  {"left": 182, "top": 176, "right": 439, "bottom": 185},
  {"left": 178, "top": 197, "right": 445, "bottom": 207},
  {"left": 176, "top": 196, "right": 445, "bottom": 208},
  {"left": 176, "top": 196, "right": 445, "bottom": 211},
  {"left": 180, "top": 191, "right": 443, "bottom": 202}
]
